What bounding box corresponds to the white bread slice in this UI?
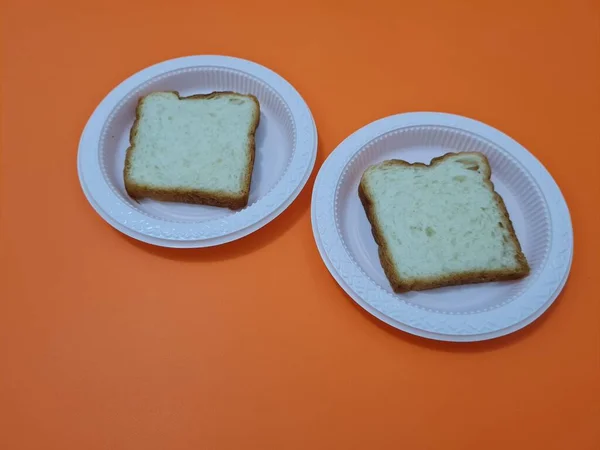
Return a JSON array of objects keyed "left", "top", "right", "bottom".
[
  {"left": 359, "top": 152, "right": 530, "bottom": 292},
  {"left": 124, "top": 91, "right": 260, "bottom": 209}
]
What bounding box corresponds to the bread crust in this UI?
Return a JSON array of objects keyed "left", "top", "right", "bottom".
[
  {"left": 358, "top": 152, "right": 530, "bottom": 293},
  {"left": 123, "top": 91, "right": 260, "bottom": 210}
]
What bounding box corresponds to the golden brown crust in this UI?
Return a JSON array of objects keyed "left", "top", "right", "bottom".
[
  {"left": 358, "top": 152, "right": 530, "bottom": 293},
  {"left": 123, "top": 91, "right": 260, "bottom": 210}
]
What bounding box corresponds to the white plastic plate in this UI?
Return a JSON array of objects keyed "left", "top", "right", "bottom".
[
  {"left": 78, "top": 55, "right": 317, "bottom": 247},
  {"left": 312, "top": 113, "right": 573, "bottom": 341}
]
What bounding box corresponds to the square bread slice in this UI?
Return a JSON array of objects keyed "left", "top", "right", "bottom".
[
  {"left": 359, "top": 152, "right": 530, "bottom": 292},
  {"left": 124, "top": 91, "right": 260, "bottom": 209}
]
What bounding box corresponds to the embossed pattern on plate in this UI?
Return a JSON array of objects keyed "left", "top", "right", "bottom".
[{"left": 311, "top": 113, "right": 573, "bottom": 341}]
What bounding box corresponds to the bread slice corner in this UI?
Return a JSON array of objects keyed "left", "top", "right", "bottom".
[
  {"left": 123, "top": 91, "right": 260, "bottom": 209},
  {"left": 359, "top": 152, "right": 530, "bottom": 292}
]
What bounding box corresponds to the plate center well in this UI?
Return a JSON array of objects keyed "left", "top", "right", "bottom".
[
  {"left": 100, "top": 67, "right": 296, "bottom": 223},
  {"left": 335, "top": 127, "right": 550, "bottom": 314}
]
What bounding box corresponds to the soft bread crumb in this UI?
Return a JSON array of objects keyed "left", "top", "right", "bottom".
[
  {"left": 124, "top": 91, "right": 260, "bottom": 209},
  {"left": 359, "top": 152, "right": 530, "bottom": 292}
]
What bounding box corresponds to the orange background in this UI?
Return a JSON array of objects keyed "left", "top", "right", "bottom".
[{"left": 1, "top": 0, "right": 599, "bottom": 449}]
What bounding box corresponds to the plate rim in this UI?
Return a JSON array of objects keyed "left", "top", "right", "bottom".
[
  {"left": 78, "top": 55, "right": 318, "bottom": 248},
  {"left": 311, "top": 112, "right": 573, "bottom": 342}
]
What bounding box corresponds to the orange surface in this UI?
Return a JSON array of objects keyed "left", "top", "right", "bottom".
[{"left": 1, "top": 0, "right": 599, "bottom": 449}]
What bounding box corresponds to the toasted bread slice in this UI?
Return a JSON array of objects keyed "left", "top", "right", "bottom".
[
  {"left": 359, "top": 152, "right": 530, "bottom": 292},
  {"left": 124, "top": 91, "right": 260, "bottom": 209}
]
